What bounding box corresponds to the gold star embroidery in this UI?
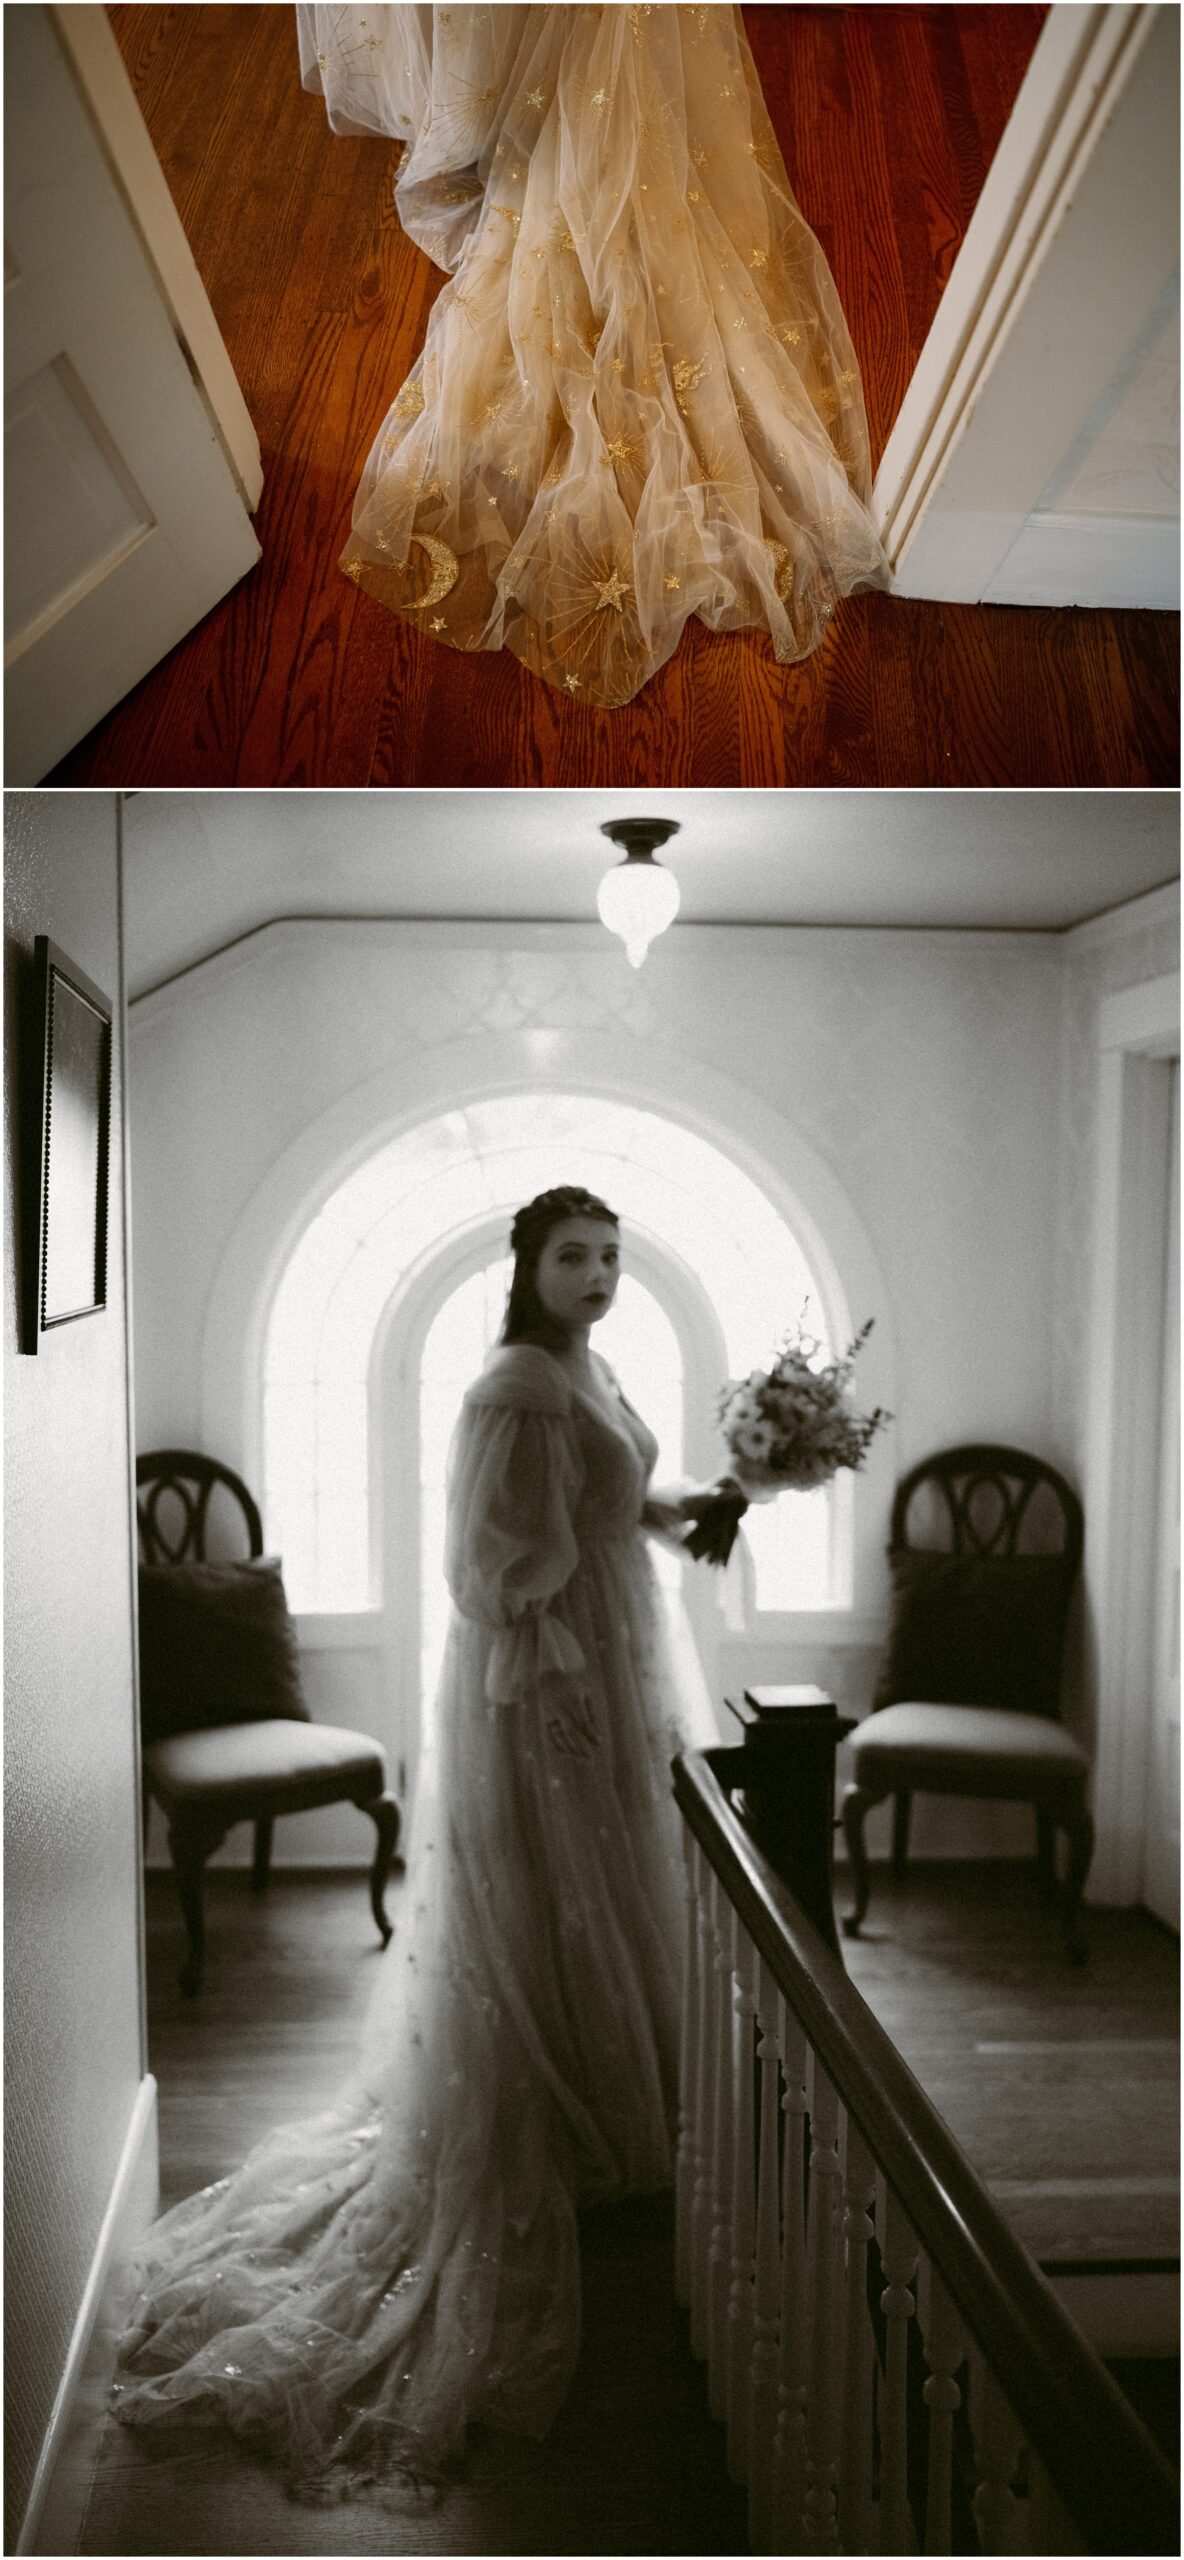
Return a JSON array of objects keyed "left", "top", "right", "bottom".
[
  {"left": 525, "top": 86, "right": 546, "bottom": 109},
  {"left": 590, "top": 86, "right": 610, "bottom": 112},
  {"left": 565, "top": 672, "right": 582, "bottom": 691},
  {"left": 594, "top": 568, "right": 630, "bottom": 612},
  {"left": 750, "top": 247, "right": 768, "bottom": 270},
  {"left": 506, "top": 462, "right": 520, "bottom": 479},
  {"left": 665, "top": 574, "right": 681, "bottom": 591},
  {"left": 491, "top": 204, "right": 522, "bottom": 235},
  {"left": 343, "top": 559, "right": 363, "bottom": 581},
  {"left": 688, "top": 189, "right": 701, "bottom": 205},
  {"left": 778, "top": 324, "right": 803, "bottom": 347},
  {"left": 672, "top": 356, "right": 707, "bottom": 413},
  {"left": 393, "top": 378, "right": 425, "bottom": 420}
]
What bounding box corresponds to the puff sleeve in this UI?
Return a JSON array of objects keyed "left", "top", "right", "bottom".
[{"left": 445, "top": 1347, "right": 587, "bottom": 1704}]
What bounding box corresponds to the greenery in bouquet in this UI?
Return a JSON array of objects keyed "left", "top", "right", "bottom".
[{"left": 682, "top": 1317, "right": 889, "bottom": 1566}]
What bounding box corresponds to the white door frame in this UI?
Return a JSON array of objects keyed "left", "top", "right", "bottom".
[
  {"left": 50, "top": 6, "right": 261, "bottom": 508},
  {"left": 1083, "top": 968, "right": 1180, "bottom": 1903},
  {"left": 874, "top": 4, "right": 1177, "bottom": 604}
]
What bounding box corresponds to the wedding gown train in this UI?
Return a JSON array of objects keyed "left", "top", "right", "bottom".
[
  {"left": 114, "top": 1346, "right": 717, "bottom": 2496},
  {"left": 297, "top": 2, "right": 890, "bottom": 704}
]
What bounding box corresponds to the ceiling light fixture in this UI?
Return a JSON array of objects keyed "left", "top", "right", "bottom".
[{"left": 596, "top": 818, "right": 681, "bottom": 969}]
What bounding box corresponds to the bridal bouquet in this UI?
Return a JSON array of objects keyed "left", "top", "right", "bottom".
[{"left": 682, "top": 1318, "right": 889, "bottom": 1566}]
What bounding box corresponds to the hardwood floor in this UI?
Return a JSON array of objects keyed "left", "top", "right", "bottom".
[
  {"left": 78, "top": 1869, "right": 747, "bottom": 2558},
  {"left": 842, "top": 1860, "right": 1179, "bottom": 2268},
  {"left": 75, "top": 1862, "right": 1177, "bottom": 2553},
  {"left": 45, "top": 4, "right": 1177, "bottom": 790}
]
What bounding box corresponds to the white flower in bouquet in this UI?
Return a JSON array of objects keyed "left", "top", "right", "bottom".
[
  {"left": 680, "top": 1315, "right": 890, "bottom": 1567},
  {"left": 717, "top": 1314, "right": 889, "bottom": 1498}
]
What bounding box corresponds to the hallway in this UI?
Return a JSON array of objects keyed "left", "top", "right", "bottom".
[
  {"left": 72, "top": 1856, "right": 1178, "bottom": 2554},
  {"left": 77, "top": 1872, "right": 747, "bottom": 2557},
  {"left": 44, "top": 4, "right": 1178, "bottom": 789}
]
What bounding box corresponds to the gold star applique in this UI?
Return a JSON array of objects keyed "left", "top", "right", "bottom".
[
  {"left": 430, "top": 616, "right": 447, "bottom": 632},
  {"left": 594, "top": 568, "right": 630, "bottom": 613}
]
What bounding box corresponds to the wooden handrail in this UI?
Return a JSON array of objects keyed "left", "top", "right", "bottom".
[{"left": 675, "top": 1747, "right": 1178, "bottom": 2559}]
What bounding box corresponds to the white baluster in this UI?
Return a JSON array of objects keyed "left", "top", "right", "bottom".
[
  {"left": 837, "top": 2113, "right": 877, "bottom": 2555},
  {"left": 915, "top": 2257, "right": 965, "bottom": 2556},
  {"left": 707, "top": 1868, "right": 737, "bottom": 2414},
  {"left": 773, "top": 1996, "right": 811, "bottom": 2551},
  {"left": 689, "top": 1850, "right": 718, "bottom": 2360},
  {"left": 968, "top": 2353, "right": 1027, "bottom": 2556},
  {"left": 877, "top": 2179, "right": 918, "bottom": 2554},
  {"left": 747, "top": 1954, "right": 782, "bottom": 2554},
  {"left": 675, "top": 1831, "right": 702, "bottom": 2311},
  {"left": 726, "top": 1913, "right": 758, "bottom": 2481},
  {"left": 803, "top": 2053, "right": 844, "bottom": 2553}
]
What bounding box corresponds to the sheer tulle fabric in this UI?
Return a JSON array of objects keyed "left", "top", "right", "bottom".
[
  {"left": 296, "top": 2, "right": 889, "bottom": 705},
  {"left": 114, "top": 1346, "right": 716, "bottom": 2497}
]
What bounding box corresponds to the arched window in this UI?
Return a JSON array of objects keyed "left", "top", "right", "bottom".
[{"left": 261, "top": 1092, "right": 848, "bottom": 1618}]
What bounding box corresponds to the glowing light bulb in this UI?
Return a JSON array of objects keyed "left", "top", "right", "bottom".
[{"left": 595, "top": 819, "right": 682, "bottom": 968}]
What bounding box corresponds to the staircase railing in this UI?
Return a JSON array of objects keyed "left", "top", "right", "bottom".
[{"left": 673, "top": 1746, "right": 1178, "bottom": 2557}]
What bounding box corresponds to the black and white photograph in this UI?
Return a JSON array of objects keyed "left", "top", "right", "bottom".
[{"left": 4, "top": 8, "right": 1181, "bottom": 2560}]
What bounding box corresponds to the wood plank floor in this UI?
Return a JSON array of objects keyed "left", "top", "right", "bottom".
[
  {"left": 842, "top": 1860, "right": 1179, "bottom": 2268},
  {"left": 46, "top": 4, "right": 1177, "bottom": 790},
  {"left": 75, "top": 1862, "right": 1177, "bottom": 2554},
  {"left": 78, "top": 1870, "right": 747, "bottom": 2558}
]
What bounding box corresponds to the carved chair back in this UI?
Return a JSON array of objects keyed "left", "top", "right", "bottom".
[
  {"left": 890, "top": 1443, "right": 1083, "bottom": 1581},
  {"left": 136, "top": 1448, "right": 263, "bottom": 1567}
]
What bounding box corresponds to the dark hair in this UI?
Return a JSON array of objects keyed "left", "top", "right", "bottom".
[{"left": 501, "top": 1186, "right": 619, "bottom": 1350}]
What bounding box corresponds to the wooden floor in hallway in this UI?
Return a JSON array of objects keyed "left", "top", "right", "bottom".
[
  {"left": 45, "top": 4, "right": 1178, "bottom": 790},
  {"left": 76, "top": 1870, "right": 746, "bottom": 2557},
  {"left": 74, "top": 1858, "right": 1178, "bottom": 2554}
]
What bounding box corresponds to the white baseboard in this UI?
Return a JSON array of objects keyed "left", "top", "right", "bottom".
[
  {"left": 19, "top": 2073, "right": 159, "bottom": 2558},
  {"left": 982, "top": 511, "right": 1179, "bottom": 611}
]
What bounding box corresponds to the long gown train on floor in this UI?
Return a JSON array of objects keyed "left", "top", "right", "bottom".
[
  {"left": 114, "top": 1345, "right": 717, "bottom": 2497},
  {"left": 296, "top": 2, "right": 890, "bottom": 704}
]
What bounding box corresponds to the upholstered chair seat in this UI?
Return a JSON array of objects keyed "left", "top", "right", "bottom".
[
  {"left": 137, "top": 1449, "right": 402, "bottom": 1995},
  {"left": 145, "top": 1719, "right": 388, "bottom": 1819},
  {"left": 842, "top": 1444, "right": 1092, "bottom": 1961},
  {"left": 849, "top": 1702, "right": 1090, "bottom": 1791}
]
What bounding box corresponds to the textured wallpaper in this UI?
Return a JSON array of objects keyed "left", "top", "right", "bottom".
[{"left": 3, "top": 796, "right": 143, "bottom": 2550}]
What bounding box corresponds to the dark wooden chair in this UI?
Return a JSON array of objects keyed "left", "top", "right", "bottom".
[
  {"left": 841, "top": 1444, "right": 1092, "bottom": 1961},
  {"left": 137, "top": 1449, "right": 402, "bottom": 1995}
]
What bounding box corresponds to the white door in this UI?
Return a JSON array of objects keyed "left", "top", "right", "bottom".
[
  {"left": 4, "top": 6, "right": 263, "bottom": 781},
  {"left": 875, "top": 4, "right": 1179, "bottom": 610},
  {"left": 1142, "top": 1062, "right": 1179, "bottom": 1931}
]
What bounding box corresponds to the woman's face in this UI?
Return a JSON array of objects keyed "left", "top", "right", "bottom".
[{"left": 532, "top": 1217, "right": 621, "bottom": 1333}]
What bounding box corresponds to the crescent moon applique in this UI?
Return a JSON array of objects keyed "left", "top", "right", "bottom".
[
  {"left": 407, "top": 534, "right": 459, "bottom": 611},
  {"left": 764, "top": 538, "right": 793, "bottom": 602}
]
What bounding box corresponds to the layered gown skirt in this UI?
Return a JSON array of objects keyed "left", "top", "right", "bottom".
[{"left": 297, "top": 2, "right": 890, "bottom": 704}]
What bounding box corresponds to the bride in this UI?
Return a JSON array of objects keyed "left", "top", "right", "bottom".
[
  {"left": 297, "top": 2, "right": 890, "bottom": 704},
  {"left": 114, "top": 1185, "right": 724, "bottom": 2496}
]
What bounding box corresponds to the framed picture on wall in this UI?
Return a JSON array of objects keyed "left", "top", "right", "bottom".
[{"left": 23, "top": 936, "right": 112, "bottom": 1354}]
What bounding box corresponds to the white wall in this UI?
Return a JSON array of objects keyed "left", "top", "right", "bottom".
[
  {"left": 130, "top": 915, "right": 1069, "bottom": 1868},
  {"left": 4, "top": 794, "right": 153, "bottom": 2552}
]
